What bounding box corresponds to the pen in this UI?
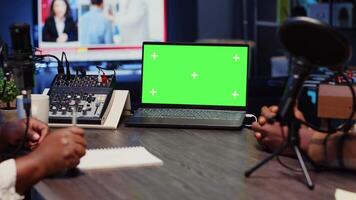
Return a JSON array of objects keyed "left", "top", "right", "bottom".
[{"left": 72, "top": 101, "right": 77, "bottom": 126}]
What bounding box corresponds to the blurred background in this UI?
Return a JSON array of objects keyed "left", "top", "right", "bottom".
[{"left": 0, "top": 0, "right": 355, "bottom": 122}]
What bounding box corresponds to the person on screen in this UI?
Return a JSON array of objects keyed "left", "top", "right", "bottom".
[
  {"left": 252, "top": 105, "right": 356, "bottom": 170},
  {"left": 42, "top": 0, "right": 78, "bottom": 42},
  {"left": 0, "top": 118, "right": 86, "bottom": 199},
  {"left": 106, "top": 0, "right": 149, "bottom": 45},
  {"left": 79, "top": 0, "right": 113, "bottom": 45}
]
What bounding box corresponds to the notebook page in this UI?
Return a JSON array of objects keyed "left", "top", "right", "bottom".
[{"left": 78, "top": 146, "right": 163, "bottom": 170}]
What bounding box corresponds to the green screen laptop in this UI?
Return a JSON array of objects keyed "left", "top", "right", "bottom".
[{"left": 125, "top": 42, "right": 249, "bottom": 129}]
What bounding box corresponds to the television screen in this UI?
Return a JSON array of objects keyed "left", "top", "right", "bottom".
[{"left": 37, "top": 0, "right": 166, "bottom": 61}]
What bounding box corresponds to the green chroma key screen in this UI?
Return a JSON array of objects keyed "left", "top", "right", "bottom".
[{"left": 142, "top": 43, "right": 249, "bottom": 107}]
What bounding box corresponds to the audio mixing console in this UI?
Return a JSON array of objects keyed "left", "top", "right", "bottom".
[{"left": 48, "top": 74, "right": 115, "bottom": 124}]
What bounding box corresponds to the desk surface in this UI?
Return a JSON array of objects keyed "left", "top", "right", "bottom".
[{"left": 35, "top": 125, "right": 356, "bottom": 200}]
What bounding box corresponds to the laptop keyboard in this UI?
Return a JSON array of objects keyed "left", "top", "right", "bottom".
[{"left": 135, "top": 108, "right": 243, "bottom": 121}]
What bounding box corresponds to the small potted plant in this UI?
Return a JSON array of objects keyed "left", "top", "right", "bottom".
[{"left": 0, "top": 70, "right": 19, "bottom": 123}]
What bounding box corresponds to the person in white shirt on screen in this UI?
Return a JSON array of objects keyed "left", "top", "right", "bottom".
[
  {"left": 106, "top": 0, "right": 149, "bottom": 45},
  {"left": 0, "top": 118, "right": 86, "bottom": 199},
  {"left": 79, "top": 0, "right": 114, "bottom": 45}
]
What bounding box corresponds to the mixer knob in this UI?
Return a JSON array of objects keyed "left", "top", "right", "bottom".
[
  {"left": 82, "top": 108, "right": 87, "bottom": 115},
  {"left": 51, "top": 106, "right": 58, "bottom": 114},
  {"left": 61, "top": 107, "right": 67, "bottom": 115}
]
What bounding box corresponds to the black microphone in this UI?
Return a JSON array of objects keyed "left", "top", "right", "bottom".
[
  {"left": 278, "top": 17, "right": 351, "bottom": 68},
  {"left": 273, "top": 17, "right": 351, "bottom": 125},
  {"left": 4, "top": 23, "right": 35, "bottom": 118},
  {"left": 275, "top": 59, "right": 312, "bottom": 125},
  {"left": 8, "top": 23, "right": 35, "bottom": 91}
]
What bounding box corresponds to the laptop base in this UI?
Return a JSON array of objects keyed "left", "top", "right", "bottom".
[{"left": 125, "top": 116, "right": 244, "bottom": 130}]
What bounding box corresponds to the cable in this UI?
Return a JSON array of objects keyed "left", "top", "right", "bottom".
[
  {"left": 115, "top": 63, "right": 123, "bottom": 71},
  {"left": 322, "top": 132, "right": 332, "bottom": 166},
  {"left": 244, "top": 113, "right": 257, "bottom": 127},
  {"left": 275, "top": 70, "right": 355, "bottom": 171},
  {"left": 33, "top": 47, "right": 42, "bottom": 55},
  {"left": 297, "top": 71, "right": 355, "bottom": 134},
  {"left": 96, "top": 65, "right": 117, "bottom": 77},
  {"left": 264, "top": 119, "right": 315, "bottom": 172},
  {"left": 275, "top": 126, "right": 306, "bottom": 172},
  {"left": 11, "top": 114, "right": 30, "bottom": 156},
  {"left": 0, "top": 120, "right": 29, "bottom": 160},
  {"left": 96, "top": 66, "right": 105, "bottom": 77},
  {"left": 12, "top": 91, "right": 32, "bottom": 156},
  {"left": 249, "top": 112, "right": 307, "bottom": 172},
  {"left": 276, "top": 155, "right": 303, "bottom": 172},
  {"left": 35, "top": 54, "right": 64, "bottom": 74},
  {"left": 61, "top": 52, "right": 71, "bottom": 80}
]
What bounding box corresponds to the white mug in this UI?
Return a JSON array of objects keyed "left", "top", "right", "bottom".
[{"left": 17, "top": 94, "right": 49, "bottom": 123}]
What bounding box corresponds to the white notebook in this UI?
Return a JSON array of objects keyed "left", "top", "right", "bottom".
[{"left": 78, "top": 146, "right": 163, "bottom": 170}]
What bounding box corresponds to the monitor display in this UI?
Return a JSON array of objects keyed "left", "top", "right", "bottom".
[
  {"left": 37, "top": 0, "right": 166, "bottom": 61},
  {"left": 141, "top": 43, "right": 249, "bottom": 107}
]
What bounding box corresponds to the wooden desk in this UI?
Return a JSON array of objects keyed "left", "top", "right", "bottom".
[{"left": 34, "top": 125, "right": 356, "bottom": 200}]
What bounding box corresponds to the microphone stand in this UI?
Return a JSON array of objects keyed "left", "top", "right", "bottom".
[
  {"left": 244, "top": 116, "right": 314, "bottom": 189},
  {"left": 244, "top": 59, "right": 315, "bottom": 189}
]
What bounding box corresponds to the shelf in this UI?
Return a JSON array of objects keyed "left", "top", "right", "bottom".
[
  {"left": 334, "top": 27, "right": 356, "bottom": 31},
  {"left": 256, "top": 21, "right": 279, "bottom": 27}
]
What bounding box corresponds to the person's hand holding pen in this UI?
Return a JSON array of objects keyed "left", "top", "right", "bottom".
[{"left": 15, "top": 127, "right": 86, "bottom": 194}]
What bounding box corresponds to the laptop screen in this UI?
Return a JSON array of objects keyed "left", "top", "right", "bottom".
[{"left": 141, "top": 42, "right": 249, "bottom": 108}]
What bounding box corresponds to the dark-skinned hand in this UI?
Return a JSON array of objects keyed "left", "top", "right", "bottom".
[{"left": 0, "top": 118, "right": 49, "bottom": 152}]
